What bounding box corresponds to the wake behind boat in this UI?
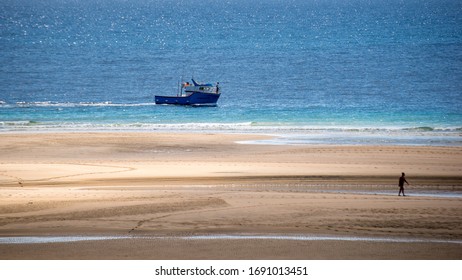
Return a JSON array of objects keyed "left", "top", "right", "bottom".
[{"left": 155, "top": 79, "right": 221, "bottom": 106}]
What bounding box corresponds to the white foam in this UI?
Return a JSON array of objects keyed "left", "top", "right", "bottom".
[
  {"left": 0, "top": 236, "right": 128, "bottom": 244},
  {"left": 12, "top": 101, "right": 158, "bottom": 107},
  {"left": 178, "top": 235, "right": 462, "bottom": 244},
  {"left": 0, "top": 117, "right": 460, "bottom": 147}
]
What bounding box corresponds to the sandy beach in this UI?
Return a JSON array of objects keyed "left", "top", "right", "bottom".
[{"left": 1, "top": 132, "right": 461, "bottom": 259}]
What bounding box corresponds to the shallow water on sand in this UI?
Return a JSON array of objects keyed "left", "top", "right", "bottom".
[
  {"left": 1, "top": 235, "right": 461, "bottom": 245},
  {"left": 0, "top": 236, "right": 129, "bottom": 244}
]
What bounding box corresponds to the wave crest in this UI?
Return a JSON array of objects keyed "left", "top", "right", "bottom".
[{"left": 1, "top": 101, "right": 157, "bottom": 108}]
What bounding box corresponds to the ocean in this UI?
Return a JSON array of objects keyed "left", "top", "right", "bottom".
[{"left": 1, "top": 0, "right": 461, "bottom": 145}]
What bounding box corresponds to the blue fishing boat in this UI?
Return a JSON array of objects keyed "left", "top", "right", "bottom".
[{"left": 155, "top": 79, "right": 221, "bottom": 106}]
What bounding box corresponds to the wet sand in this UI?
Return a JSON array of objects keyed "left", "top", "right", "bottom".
[{"left": 0, "top": 132, "right": 461, "bottom": 259}]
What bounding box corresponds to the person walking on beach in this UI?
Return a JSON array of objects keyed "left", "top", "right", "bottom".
[{"left": 398, "top": 172, "right": 409, "bottom": 196}]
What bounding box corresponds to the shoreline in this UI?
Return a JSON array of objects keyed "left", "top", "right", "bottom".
[
  {"left": 1, "top": 132, "right": 461, "bottom": 259},
  {"left": 1, "top": 125, "right": 461, "bottom": 147}
]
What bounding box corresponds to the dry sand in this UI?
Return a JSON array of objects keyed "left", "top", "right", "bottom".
[{"left": 0, "top": 132, "right": 461, "bottom": 259}]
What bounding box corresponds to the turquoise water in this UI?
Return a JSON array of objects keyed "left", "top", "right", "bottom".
[{"left": 1, "top": 0, "right": 461, "bottom": 145}]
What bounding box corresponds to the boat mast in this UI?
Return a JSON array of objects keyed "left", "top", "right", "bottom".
[{"left": 178, "top": 76, "right": 183, "bottom": 97}]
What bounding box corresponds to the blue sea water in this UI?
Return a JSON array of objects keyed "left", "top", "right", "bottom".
[{"left": 1, "top": 0, "right": 461, "bottom": 145}]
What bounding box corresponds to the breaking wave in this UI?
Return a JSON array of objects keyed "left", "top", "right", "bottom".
[
  {"left": 0, "top": 120, "right": 460, "bottom": 146},
  {"left": 0, "top": 101, "right": 157, "bottom": 108},
  {"left": 1, "top": 101, "right": 460, "bottom": 146},
  {"left": 1, "top": 120, "right": 460, "bottom": 133}
]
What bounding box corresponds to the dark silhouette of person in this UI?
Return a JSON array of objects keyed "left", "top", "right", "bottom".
[{"left": 398, "top": 172, "right": 409, "bottom": 196}]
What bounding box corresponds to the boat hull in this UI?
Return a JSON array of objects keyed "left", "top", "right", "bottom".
[{"left": 155, "top": 92, "right": 220, "bottom": 106}]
